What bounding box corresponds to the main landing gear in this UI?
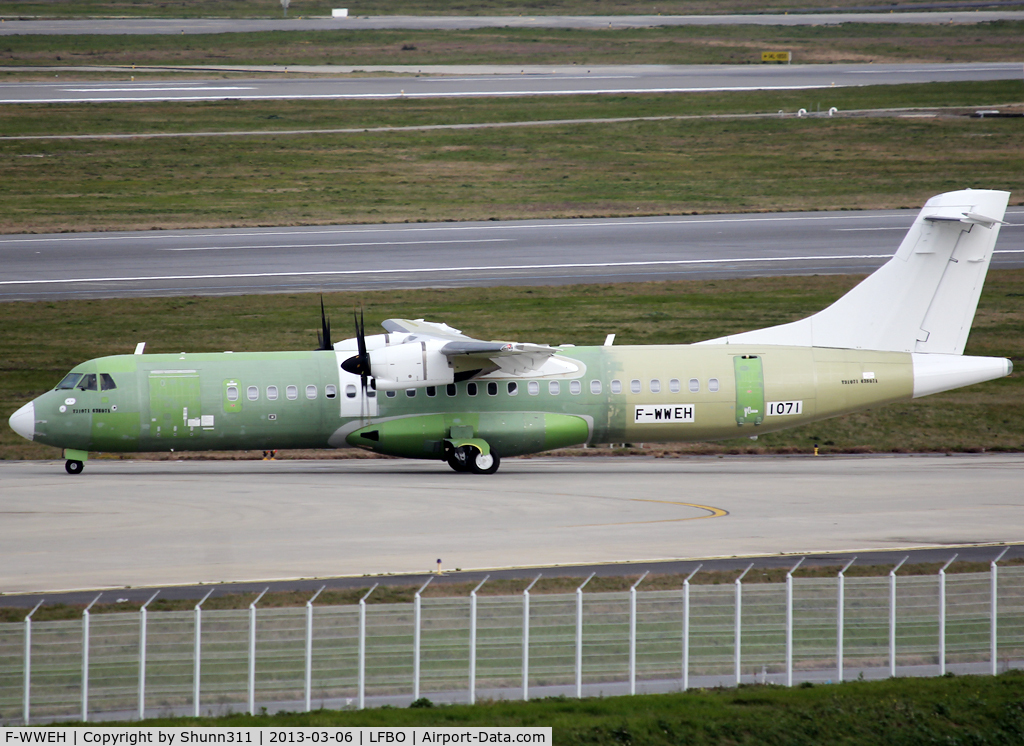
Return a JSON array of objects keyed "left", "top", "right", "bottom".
[
  {"left": 65, "top": 460, "right": 84, "bottom": 475},
  {"left": 446, "top": 445, "right": 501, "bottom": 475}
]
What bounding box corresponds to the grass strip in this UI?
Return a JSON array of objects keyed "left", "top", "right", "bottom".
[
  {"left": 66, "top": 672, "right": 1024, "bottom": 745},
  {"left": 3, "top": 23, "right": 1024, "bottom": 68},
  {"left": 10, "top": 0, "right": 1024, "bottom": 18},
  {"left": 2, "top": 99, "right": 1022, "bottom": 233},
  {"left": 3, "top": 272, "right": 1021, "bottom": 461},
  {"left": 2, "top": 81, "right": 1022, "bottom": 137}
]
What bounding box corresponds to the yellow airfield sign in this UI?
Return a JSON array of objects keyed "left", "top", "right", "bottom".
[{"left": 762, "top": 51, "right": 792, "bottom": 63}]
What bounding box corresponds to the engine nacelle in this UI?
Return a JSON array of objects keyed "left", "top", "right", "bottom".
[{"left": 370, "top": 341, "right": 454, "bottom": 390}]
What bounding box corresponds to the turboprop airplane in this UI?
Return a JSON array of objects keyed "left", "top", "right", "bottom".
[{"left": 7, "top": 189, "right": 1014, "bottom": 475}]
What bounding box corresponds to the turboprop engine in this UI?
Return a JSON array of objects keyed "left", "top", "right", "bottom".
[{"left": 369, "top": 340, "right": 454, "bottom": 391}]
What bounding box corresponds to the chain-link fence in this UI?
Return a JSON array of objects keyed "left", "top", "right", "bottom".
[{"left": 2, "top": 565, "right": 1022, "bottom": 725}]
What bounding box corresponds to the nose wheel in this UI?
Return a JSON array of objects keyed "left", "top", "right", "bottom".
[{"left": 65, "top": 460, "right": 84, "bottom": 475}]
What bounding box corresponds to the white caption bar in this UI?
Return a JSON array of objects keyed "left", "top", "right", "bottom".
[{"left": 1, "top": 727, "right": 551, "bottom": 746}]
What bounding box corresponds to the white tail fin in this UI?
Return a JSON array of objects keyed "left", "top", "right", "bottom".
[{"left": 700, "top": 189, "right": 1010, "bottom": 353}]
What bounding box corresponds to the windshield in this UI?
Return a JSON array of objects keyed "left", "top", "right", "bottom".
[{"left": 55, "top": 372, "right": 83, "bottom": 390}]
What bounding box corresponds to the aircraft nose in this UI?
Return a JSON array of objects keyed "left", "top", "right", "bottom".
[{"left": 8, "top": 401, "right": 35, "bottom": 442}]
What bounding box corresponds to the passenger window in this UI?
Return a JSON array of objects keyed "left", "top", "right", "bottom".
[
  {"left": 528, "top": 381, "right": 539, "bottom": 395},
  {"left": 590, "top": 380, "right": 602, "bottom": 395},
  {"left": 367, "top": 390, "right": 376, "bottom": 398},
  {"left": 689, "top": 378, "right": 700, "bottom": 393},
  {"left": 406, "top": 388, "right": 416, "bottom": 397},
  {"left": 669, "top": 378, "right": 681, "bottom": 394},
  {"left": 56, "top": 373, "right": 83, "bottom": 390},
  {"left": 345, "top": 385, "right": 356, "bottom": 399},
  {"left": 227, "top": 385, "right": 239, "bottom": 402},
  {"left": 487, "top": 382, "right": 498, "bottom": 396},
  {"left": 611, "top": 379, "right": 622, "bottom": 395},
  {"left": 247, "top": 386, "right": 259, "bottom": 401},
  {"left": 386, "top": 390, "right": 396, "bottom": 398},
  {"left": 446, "top": 383, "right": 457, "bottom": 397},
  {"left": 709, "top": 378, "right": 720, "bottom": 393},
  {"left": 426, "top": 386, "right": 436, "bottom": 397},
  {"left": 650, "top": 379, "right": 661, "bottom": 394},
  {"left": 325, "top": 384, "right": 337, "bottom": 399},
  {"left": 467, "top": 383, "right": 478, "bottom": 396},
  {"left": 286, "top": 385, "right": 298, "bottom": 400},
  {"left": 306, "top": 385, "right": 317, "bottom": 399},
  {"left": 77, "top": 374, "right": 98, "bottom": 391},
  {"left": 570, "top": 380, "right": 582, "bottom": 395},
  {"left": 508, "top": 382, "right": 518, "bottom": 396},
  {"left": 549, "top": 381, "right": 560, "bottom": 395},
  {"left": 100, "top": 374, "right": 117, "bottom": 391},
  {"left": 630, "top": 379, "right": 641, "bottom": 394},
  {"left": 268, "top": 385, "right": 279, "bottom": 400}
]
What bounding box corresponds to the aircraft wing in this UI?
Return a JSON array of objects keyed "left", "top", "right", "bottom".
[{"left": 380, "top": 318, "right": 560, "bottom": 376}]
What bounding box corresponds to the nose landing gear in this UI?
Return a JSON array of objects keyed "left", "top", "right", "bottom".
[{"left": 65, "top": 460, "right": 84, "bottom": 475}]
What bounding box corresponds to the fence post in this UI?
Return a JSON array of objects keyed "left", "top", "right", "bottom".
[
  {"left": 889, "top": 556, "right": 909, "bottom": 678},
  {"left": 358, "top": 584, "right": 378, "bottom": 710},
  {"left": 734, "top": 564, "right": 754, "bottom": 686},
  {"left": 138, "top": 591, "right": 159, "bottom": 721},
  {"left": 193, "top": 588, "right": 214, "bottom": 718},
  {"left": 938, "top": 554, "right": 958, "bottom": 676},
  {"left": 81, "top": 593, "right": 102, "bottom": 723},
  {"left": 785, "top": 558, "right": 805, "bottom": 687},
  {"left": 247, "top": 588, "right": 269, "bottom": 716},
  {"left": 836, "top": 557, "right": 856, "bottom": 683},
  {"left": 682, "top": 565, "right": 702, "bottom": 692},
  {"left": 304, "top": 586, "right": 326, "bottom": 713},
  {"left": 413, "top": 577, "right": 433, "bottom": 703},
  {"left": 468, "top": 575, "right": 488, "bottom": 705},
  {"left": 522, "top": 574, "right": 542, "bottom": 701},
  {"left": 629, "top": 571, "right": 650, "bottom": 696},
  {"left": 991, "top": 548, "right": 1009, "bottom": 675},
  {"left": 23, "top": 599, "right": 43, "bottom": 726},
  {"left": 575, "top": 572, "right": 596, "bottom": 698}
]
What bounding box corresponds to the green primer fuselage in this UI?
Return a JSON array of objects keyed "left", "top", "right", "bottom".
[{"left": 31, "top": 343, "right": 913, "bottom": 459}]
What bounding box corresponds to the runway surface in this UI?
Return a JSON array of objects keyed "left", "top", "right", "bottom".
[
  {"left": 5, "top": 12, "right": 1024, "bottom": 34},
  {"left": 1, "top": 454, "right": 1021, "bottom": 595},
  {"left": 3, "top": 208, "right": 1022, "bottom": 301},
  {"left": 3, "top": 63, "right": 1022, "bottom": 103}
]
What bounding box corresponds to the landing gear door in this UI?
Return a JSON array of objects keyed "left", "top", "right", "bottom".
[{"left": 734, "top": 355, "right": 765, "bottom": 426}]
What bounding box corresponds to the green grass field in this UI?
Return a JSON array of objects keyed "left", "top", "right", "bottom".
[
  {"left": 2, "top": 83, "right": 1023, "bottom": 234},
  {"left": 62, "top": 672, "right": 1024, "bottom": 745},
  {"left": 7, "top": 0, "right": 1024, "bottom": 18},
  {"left": 3, "top": 272, "right": 1022, "bottom": 462},
  {"left": 4, "top": 22, "right": 1024, "bottom": 68}
]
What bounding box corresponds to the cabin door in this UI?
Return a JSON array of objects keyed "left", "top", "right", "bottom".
[
  {"left": 149, "top": 371, "right": 202, "bottom": 439},
  {"left": 734, "top": 355, "right": 765, "bottom": 426}
]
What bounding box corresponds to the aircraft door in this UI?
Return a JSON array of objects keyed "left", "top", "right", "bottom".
[
  {"left": 149, "top": 371, "right": 202, "bottom": 439},
  {"left": 734, "top": 355, "right": 765, "bottom": 426},
  {"left": 338, "top": 371, "right": 378, "bottom": 420}
]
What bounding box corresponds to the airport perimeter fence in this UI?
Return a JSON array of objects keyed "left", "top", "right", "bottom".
[{"left": 2, "top": 562, "right": 1024, "bottom": 725}]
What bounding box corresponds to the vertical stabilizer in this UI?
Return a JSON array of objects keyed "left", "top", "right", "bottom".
[{"left": 699, "top": 189, "right": 1010, "bottom": 353}]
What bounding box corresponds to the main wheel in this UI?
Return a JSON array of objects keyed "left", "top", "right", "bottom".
[
  {"left": 469, "top": 450, "right": 501, "bottom": 475},
  {"left": 446, "top": 446, "right": 471, "bottom": 473},
  {"left": 65, "top": 460, "right": 84, "bottom": 475}
]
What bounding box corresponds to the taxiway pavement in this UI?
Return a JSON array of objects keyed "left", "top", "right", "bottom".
[
  {"left": 3, "top": 208, "right": 1022, "bottom": 301},
  {"left": 3, "top": 63, "right": 1022, "bottom": 103},
  {"left": 1, "top": 454, "right": 1021, "bottom": 595}
]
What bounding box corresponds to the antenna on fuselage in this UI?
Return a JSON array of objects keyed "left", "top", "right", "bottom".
[{"left": 315, "top": 296, "right": 333, "bottom": 351}]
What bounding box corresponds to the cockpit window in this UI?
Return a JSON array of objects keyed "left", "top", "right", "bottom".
[
  {"left": 77, "top": 374, "right": 98, "bottom": 391},
  {"left": 55, "top": 373, "right": 83, "bottom": 390},
  {"left": 100, "top": 373, "right": 117, "bottom": 391}
]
